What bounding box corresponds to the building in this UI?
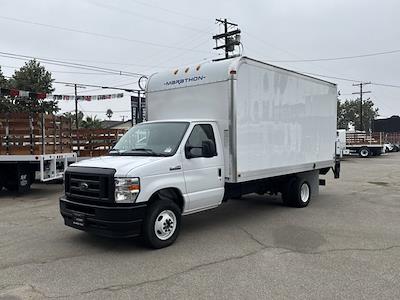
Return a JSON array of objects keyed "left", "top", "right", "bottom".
[
  {"left": 373, "top": 115, "right": 400, "bottom": 133},
  {"left": 101, "top": 120, "right": 133, "bottom": 130}
]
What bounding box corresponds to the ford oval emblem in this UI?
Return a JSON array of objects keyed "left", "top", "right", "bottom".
[{"left": 80, "top": 182, "right": 89, "bottom": 191}]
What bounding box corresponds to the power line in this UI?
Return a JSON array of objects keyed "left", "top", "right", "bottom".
[
  {"left": 300, "top": 72, "right": 361, "bottom": 83},
  {"left": 0, "top": 64, "right": 133, "bottom": 76},
  {"left": 245, "top": 31, "right": 400, "bottom": 63},
  {"left": 137, "top": 24, "right": 218, "bottom": 68},
  {"left": 213, "top": 19, "right": 241, "bottom": 61},
  {"left": 243, "top": 31, "right": 352, "bottom": 81},
  {"left": 80, "top": 109, "right": 131, "bottom": 113},
  {"left": 0, "top": 16, "right": 210, "bottom": 54},
  {"left": 87, "top": 0, "right": 210, "bottom": 34},
  {"left": 2, "top": 74, "right": 140, "bottom": 92},
  {"left": 129, "top": 0, "right": 209, "bottom": 22},
  {"left": 0, "top": 51, "right": 145, "bottom": 76},
  {"left": 300, "top": 71, "right": 400, "bottom": 89},
  {"left": 268, "top": 49, "right": 400, "bottom": 63},
  {"left": 371, "top": 82, "right": 400, "bottom": 89}
]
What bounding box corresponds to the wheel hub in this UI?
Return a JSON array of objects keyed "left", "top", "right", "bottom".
[
  {"left": 154, "top": 210, "right": 177, "bottom": 240},
  {"left": 300, "top": 183, "right": 310, "bottom": 203}
]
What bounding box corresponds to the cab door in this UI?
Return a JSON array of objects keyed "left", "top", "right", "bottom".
[{"left": 182, "top": 123, "right": 224, "bottom": 212}]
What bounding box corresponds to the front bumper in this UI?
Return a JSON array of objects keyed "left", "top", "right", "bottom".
[{"left": 60, "top": 196, "right": 147, "bottom": 238}]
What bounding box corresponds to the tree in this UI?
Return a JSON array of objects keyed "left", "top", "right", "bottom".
[
  {"left": 0, "top": 67, "right": 7, "bottom": 87},
  {"left": 0, "top": 67, "right": 12, "bottom": 113},
  {"left": 337, "top": 98, "right": 379, "bottom": 131},
  {"left": 6, "top": 60, "right": 59, "bottom": 114},
  {"left": 81, "top": 116, "right": 102, "bottom": 129},
  {"left": 106, "top": 108, "right": 113, "bottom": 120},
  {"left": 63, "top": 111, "right": 84, "bottom": 128}
]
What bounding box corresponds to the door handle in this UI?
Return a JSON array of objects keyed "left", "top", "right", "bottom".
[
  {"left": 169, "top": 165, "right": 182, "bottom": 171},
  {"left": 218, "top": 168, "right": 222, "bottom": 177}
]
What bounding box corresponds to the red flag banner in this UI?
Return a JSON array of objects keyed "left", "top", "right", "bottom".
[
  {"left": 51, "top": 93, "right": 124, "bottom": 101},
  {"left": 0, "top": 87, "right": 124, "bottom": 101}
]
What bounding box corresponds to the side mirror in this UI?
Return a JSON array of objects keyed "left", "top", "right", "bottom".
[
  {"left": 185, "top": 145, "right": 194, "bottom": 159},
  {"left": 185, "top": 140, "right": 216, "bottom": 159},
  {"left": 202, "top": 140, "right": 216, "bottom": 158}
]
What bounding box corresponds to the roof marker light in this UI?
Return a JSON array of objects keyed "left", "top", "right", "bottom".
[
  {"left": 196, "top": 65, "right": 201, "bottom": 71},
  {"left": 185, "top": 67, "right": 190, "bottom": 73},
  {"left": 174, "top": 69, "right": 179, "bottom": 75}
]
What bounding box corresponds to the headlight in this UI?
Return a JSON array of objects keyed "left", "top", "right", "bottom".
[{"left": 115, "top": 177, "right": 140, "bottom": 203}]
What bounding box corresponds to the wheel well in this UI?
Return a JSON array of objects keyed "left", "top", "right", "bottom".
[{"left": 148, "top": 188, "right": 185, "bottom": 212}]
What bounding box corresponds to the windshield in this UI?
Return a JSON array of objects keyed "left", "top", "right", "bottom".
[{"left": 110, "top": 122, "right": 189, "bottom": 156}]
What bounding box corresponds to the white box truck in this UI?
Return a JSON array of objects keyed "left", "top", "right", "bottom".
[{"left": 60, "top": 57, "right": 340, "bottom": 248}]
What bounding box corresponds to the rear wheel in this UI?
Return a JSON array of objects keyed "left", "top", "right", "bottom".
[
  {"left": 282, "top": 178, "right": 311, "bottom": 208},
  {"left": 143, "top": 200, "right": 181, "bottom": 249},
  {"left": 359, "top": 147, "right": 370, "bottom": 158}
]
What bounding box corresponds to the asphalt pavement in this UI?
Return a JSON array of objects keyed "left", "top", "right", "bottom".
[{"left": 0, "top": 153, "right": 399, "bottom": 299}]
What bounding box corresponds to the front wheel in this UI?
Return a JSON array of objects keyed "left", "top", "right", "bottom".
[{"left": 143, "top": 200, "right": 181, "bottom": 249}]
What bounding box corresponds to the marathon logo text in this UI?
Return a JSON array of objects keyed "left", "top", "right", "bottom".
[{"left": 164, "top": 75, "right": 206, "bottom": 86}]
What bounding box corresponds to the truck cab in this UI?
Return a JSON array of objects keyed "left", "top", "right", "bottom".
[{"left": 60, "top": 120, "right": 226, "bottom": 248}]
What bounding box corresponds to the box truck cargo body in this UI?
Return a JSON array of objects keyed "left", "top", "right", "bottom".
[
  {"left": 60, "top": 57, "right": 339, "bottom": 248},
  {"left": 148, "top": 57, "right": 337, "bottom": 183}
]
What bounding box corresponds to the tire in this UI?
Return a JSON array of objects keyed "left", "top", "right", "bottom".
[
  {"left": 282, "top": 178, "right": 312, "bottom": 208},
  {"left": 143, "top": 200, "right": 181, "bottom": 249},
  {"left": 359, "top": 147, "right": 370, "bottom": 158}
]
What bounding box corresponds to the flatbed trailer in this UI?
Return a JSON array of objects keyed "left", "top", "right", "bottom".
[{"left": 0, "top": 113, "right": 76, "bottom": 192}]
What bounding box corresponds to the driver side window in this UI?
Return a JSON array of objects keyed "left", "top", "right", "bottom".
[{"left": 185, "top": 124, "right": 216, "bottom": 158}]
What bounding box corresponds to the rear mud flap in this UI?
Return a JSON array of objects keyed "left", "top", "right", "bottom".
[{"left": 333, "top": 160, "right": 340, "bottom": 179}]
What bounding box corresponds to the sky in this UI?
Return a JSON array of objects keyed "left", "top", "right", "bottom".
[{"left": 0, "top": 0, "right": 399, "bottom": 120}]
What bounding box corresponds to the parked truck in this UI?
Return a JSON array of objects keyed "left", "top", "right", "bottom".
[
  {"left": 0, "top": 113, "right": 76, "bottom": 192},
  {"left": 336, "top": 129, "right": 385, "bottom": 157},
  {"left": 0, "top": 112, "right": 129, "bottom": 192},
  {"left": 60, "top": 57, "right": 340, "bottom": 248}
]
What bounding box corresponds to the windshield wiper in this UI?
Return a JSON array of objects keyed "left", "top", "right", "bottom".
[
  {"left": 127, "top": 148, "right": 168, "bottom": 157},
  {"left": 109, "top": 148, "right": 122, "bottom": 155}
]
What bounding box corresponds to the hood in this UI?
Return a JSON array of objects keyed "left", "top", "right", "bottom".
[{"left": 70, "top": 155, "right": 165, "bottom": 176}]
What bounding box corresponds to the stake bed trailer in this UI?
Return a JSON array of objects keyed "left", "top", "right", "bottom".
[
  {"left": 337, "top": 130, "right": 385, "bottom": 157},
  {"left": 0, "top": 113, "right": 76, "bottom": 192},
  {"left": 60, "top": 57, "right": 340, "bottom": 248}
]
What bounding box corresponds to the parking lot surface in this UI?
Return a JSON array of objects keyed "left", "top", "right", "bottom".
[{"left": 0, "top": 154, "right": 399, "bottom": 299}]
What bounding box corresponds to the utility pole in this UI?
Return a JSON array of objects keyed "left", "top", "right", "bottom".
[
  {"left": 213, "top": 19, "right": 241, "bottom": 61},
  {"left": 66, "top": 83, "right": 86, "bottom": 156},
  {"left": 352, "top": 82, "right": 371, "bottom": 131}
]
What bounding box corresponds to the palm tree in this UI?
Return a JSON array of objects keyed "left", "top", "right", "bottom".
[
  {"left": 81, "top": 116, "right": 102, "bottom": 129},
  {"left": 64, "top": 111, "right": 84, "bottom": 128},
  {"left": 106, "top": 108, "right": 113, "bottom": 120}
]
